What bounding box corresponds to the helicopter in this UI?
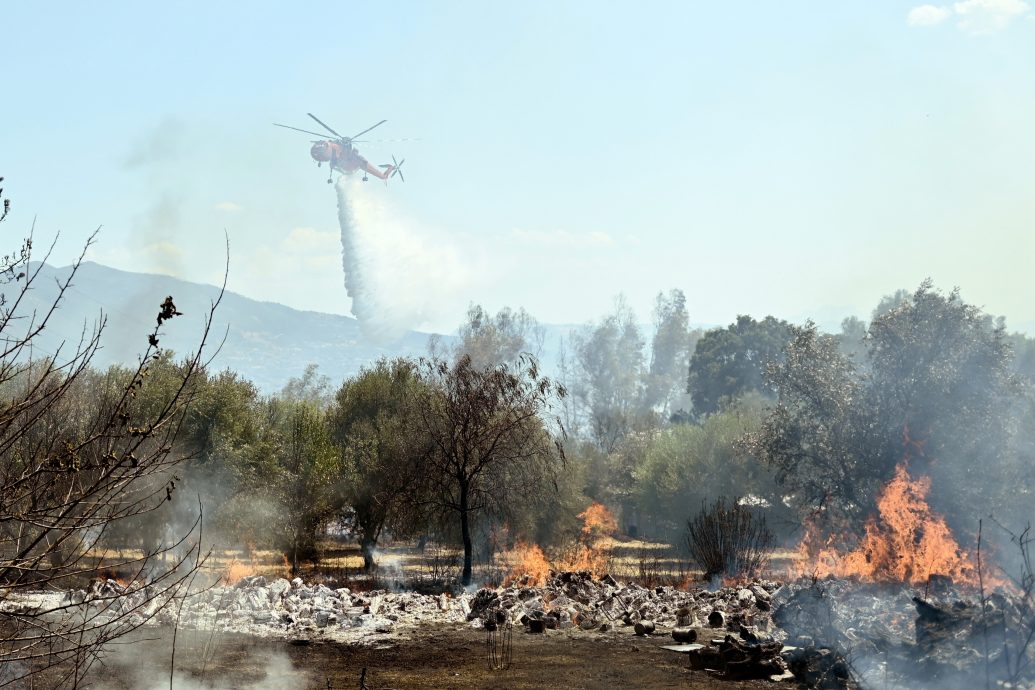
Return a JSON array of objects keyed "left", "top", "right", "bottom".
[{"left": 274, "top": 113, "right": 405, "bottom": 184}]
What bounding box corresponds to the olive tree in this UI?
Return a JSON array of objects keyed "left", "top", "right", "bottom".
[{"left": 328, "top": 358, "right": 429, "bottom": 571}]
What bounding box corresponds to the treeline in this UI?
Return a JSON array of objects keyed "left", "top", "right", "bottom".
[
  {"left": 4, "top": 266, "right": 1034, "bottom": 595},
  {"left": 46, "top": 282, "right": 1032, "bottom": 583}
]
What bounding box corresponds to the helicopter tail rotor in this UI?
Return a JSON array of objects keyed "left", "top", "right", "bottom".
[{"left": 379, "top": 155, "right": 405, "bottom": 183}]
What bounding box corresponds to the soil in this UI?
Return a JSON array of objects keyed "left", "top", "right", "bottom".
[{"left": 81, "top": 625, "right": 782, "bottom": 689}]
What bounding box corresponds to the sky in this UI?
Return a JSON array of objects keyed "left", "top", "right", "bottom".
[{"left": 2, "top": 1, "right": 1033, "bottom": 337}]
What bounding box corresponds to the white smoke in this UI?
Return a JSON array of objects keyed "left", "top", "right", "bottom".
[
  {"left": 97, "top": 646, "right": 305, "bottom": 689},
  {"left": 336, "top": 177, "right": 470, "bottom": 343}
]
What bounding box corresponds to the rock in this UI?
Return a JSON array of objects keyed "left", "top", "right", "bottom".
[
  {"left": 269, "top": 578, "right": 291, "bottom": 601},
  {"left": 579, "top": 617, "right": 599, "bottom": 631}
]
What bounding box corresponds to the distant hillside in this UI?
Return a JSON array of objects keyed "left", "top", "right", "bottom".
[
  {"left": 3, "top": 262, "right": 745, "bottom": 393},
  {"left": 7, "top": 262, "right": 438, "bottom": 392}
]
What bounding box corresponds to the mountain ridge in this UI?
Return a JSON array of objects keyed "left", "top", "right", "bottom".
[{"left": 11, "top": 261, "right": 440, "bottom": 392}]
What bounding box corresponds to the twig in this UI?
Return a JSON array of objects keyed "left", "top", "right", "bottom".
[{"left": 978, "top": 519, "right": 990, "bottom": 690}]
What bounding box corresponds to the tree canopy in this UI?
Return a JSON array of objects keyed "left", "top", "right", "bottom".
[{"left": 688, "top": 315, "right": 792, "bottom": 417}]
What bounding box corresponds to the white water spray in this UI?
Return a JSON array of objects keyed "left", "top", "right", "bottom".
[{"left": 335, "top": 177, "right": 469, "bottom": 342}]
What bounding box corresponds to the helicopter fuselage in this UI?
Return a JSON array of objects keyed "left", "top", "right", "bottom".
[{"left": 309, "top": 140, "right": 388, "bottom": 180}]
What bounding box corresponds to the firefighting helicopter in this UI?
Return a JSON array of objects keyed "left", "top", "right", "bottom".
[{"left": 274, "top": 113, "right": 405, "bottom": 184}]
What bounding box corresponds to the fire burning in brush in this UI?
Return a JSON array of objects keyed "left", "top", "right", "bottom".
[
  {"left": 222, "top": 544, "right": 262, "bottom": 585},
  {"left": 503, "top": 503, "right": 618, "bottom": 586},
  {"left": 578, "top": 503, "right": 618, "bottom": 541},
  {"left": 503, "top": 541, "right": 551, "bottom": 587},
  {"left": 796, "top": 462, "right": 984, "bottom": 586},
  {"left": 222, "top": 558, "right": 258, "bottom": 585}
]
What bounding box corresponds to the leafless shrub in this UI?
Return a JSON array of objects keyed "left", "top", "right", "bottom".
[
  {"left": 988, "top": 519, "right": 1035, "bottom": 686},
  {"left": 408, "top": 544, "right": 462, "bottom": 593},
  {"left": 684, "top": 497, "right": 772, "bottom": 580},
  {"left": 635, "top": 546, "right": 665, "bottom": 588},
  {"left": 0, "top": 228, "right": 225, "bottom": 686}
]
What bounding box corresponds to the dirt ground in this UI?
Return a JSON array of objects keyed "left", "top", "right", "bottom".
[{"left": 81, "top": 625, "right": 783, "bottom": 689}]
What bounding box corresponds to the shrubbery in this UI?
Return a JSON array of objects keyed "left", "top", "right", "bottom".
[{"left": 684, "top": 497, "right": 772, "bottom": 579}]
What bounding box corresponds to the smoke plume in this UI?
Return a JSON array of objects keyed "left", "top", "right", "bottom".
[{"left": 335, "top": 177, "right": 468, "bottom": 343}]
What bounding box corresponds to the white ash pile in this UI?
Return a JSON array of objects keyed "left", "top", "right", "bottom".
[
  {"left": 150, "top": 569, "right": 787, "bottom": 643},
  {"left": 168, "top": 575, "right": 469, "bottom": 642},
  {"left": 772, "top": 577, "right": 1035, "bottom": 689},
  {"left": 39, "top": 570, "right": 787, "bottom": 645},
  {"left": 466, "top": 570, "right": 785, "bottom": 640}
]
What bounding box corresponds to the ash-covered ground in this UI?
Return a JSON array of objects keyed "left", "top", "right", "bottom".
[{"left": 6, "top": 570, "right": 1033, "bottom": 688}]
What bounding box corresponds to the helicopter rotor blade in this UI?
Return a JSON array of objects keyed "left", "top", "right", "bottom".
[
  {"left": 307, "top": 113, "right": 345, "bottom": 139},
  {"left": 350, "top": 120, "right": 387, "bottom": 140},
  {"left": 274, "top": 123, "right": 335, "bottom": 139}
]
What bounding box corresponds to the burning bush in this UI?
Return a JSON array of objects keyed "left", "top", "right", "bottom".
[
  {"left": 502, "top": 503, "right": 618, "bottom": 585},
  {"left": 685, "top": 497, "right": 772, "bottom": 580},
  {"left": 578, "top": 502, "right": 618, "bottom": 541},
  {"left": 795, "top": 462, "right": 982, "bottom": 586}
]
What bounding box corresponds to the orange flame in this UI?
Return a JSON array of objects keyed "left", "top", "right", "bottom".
[
  {"left": 223, "top": 559, "right": 258, "bottom": 585},
  {"left": 503, "top": 541, "right": 551, "bottom": 586},
  {"left": 223, "top": 544, "right": 262, "bottom": 585},
  {"left": 578, "top": 503, "right": 618, "bottom": 541},
  {"left": 501, "top": 503, "right": 618, "bottom": 585},
  {"left": 797, "top": 463, "right": 981, "bottom": 586}
]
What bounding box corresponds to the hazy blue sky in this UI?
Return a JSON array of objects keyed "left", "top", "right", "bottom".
[{"left": 3, "top": 1, "right": 1033, "bottom": 335}]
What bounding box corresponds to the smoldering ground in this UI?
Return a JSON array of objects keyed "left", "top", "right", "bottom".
[{"left": 91, "top": 630, "right": 305, "bottom": 689}]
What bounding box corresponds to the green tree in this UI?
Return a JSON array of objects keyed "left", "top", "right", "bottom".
[
  {"left": 836, "top": 315, "right": 868, "bottom": 363},
  {"left": 687, "top": 315, "right": 792, "bottom": 417},
  {"left": 633, "top": 394, "right": 780, "bottom": 541},
  {"left": 328, "top": 358, "right": 428, "bottom": 570},
  {"left": 432, "top": 304, "right": 544, "bottom": 370},
  {"left": 413, "top": 354, "right": 565, "bottom": 585},
  {"left": 281, "top": 363, "right": 333, "bottom": 407},
  {"left": 752, "top": 282, "right": 1023, "bottom": 537},
  {"left": 240, "top": 400, "right": 340, "bottom": 572}
]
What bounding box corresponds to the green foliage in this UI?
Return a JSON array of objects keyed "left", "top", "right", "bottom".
[
  {"left": 269, "top": 400, "right": 341, "bottom": 569},
  {"left": 439, "top": 304, "right": 545, "bottom": 369},
  {"left": 687, "top": 315, "right": 792, "bottom": 417},
  {"left": 328, "top": 358, "right": 427, "bottom": 569},
  {"left": 281, "top": 363, "right": 333, "bottom": 406},
  {"left": 836, "top": 315, "right": 867, "bottom": 363},
  {"left": 633, "top": 394, "right": 782, "bottom": 541},
  {"left": 644, "top": 289, "right": 700, "bottom": 418},
  {"left": 753, "top": 281, "right": 1025, "bottom": 537}
]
